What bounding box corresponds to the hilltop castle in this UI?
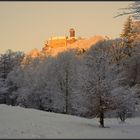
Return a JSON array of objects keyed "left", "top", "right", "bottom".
[
  {"left": 42, "top": 28, "right": 77, "bottom": 51},
  {"left": 26, "top": 28, "right": 108, "bottom": 58}
]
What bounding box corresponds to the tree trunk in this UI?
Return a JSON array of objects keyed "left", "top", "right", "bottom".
[
  {"left": 99, "top": 110, "right": 104, "bottom": 127},
  {"left": 99, "top": 96, "right": 104, "bottom": 127},
  {"left": 65, "top": 69, "right": 69, "bottom": 114}
]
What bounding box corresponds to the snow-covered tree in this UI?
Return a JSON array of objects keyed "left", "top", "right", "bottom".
[
  {"left": 0, "top": 50, "right": 24, "bottom": 80},
  {"left": 69, "top": 56, "right": 90, "bottom": 117},
  {"left": 108, "top": 43, "right": 140, "bottom": 121},
  {"left": 107, "top": 39, "right": 127, "bottom": 64},
  {"left": 0, "top": 78, "right": 8, "bottom": 104},
  {"left": 83, "top": 41, "right": 113, "bottom": 127},
  {"left": 0, "top": 50, "right": 24, "bottom": 105},
  {"left": 111, "top": 87, "right": 136, "bottom": 122},
  {"left": 54, "top": 49, "right": 79, "bottom": 114},
  {"left": 38, "top": 57, "right": 65, "bottom": 112}
]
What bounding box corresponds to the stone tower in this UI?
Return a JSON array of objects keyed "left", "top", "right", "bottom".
[{"left": 69, "top": 28, "right": 75, "bottom": 38}]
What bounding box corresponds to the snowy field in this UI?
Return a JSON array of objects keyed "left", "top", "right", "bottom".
[{"left": 0, "top": 104, "right": 140, "bottom": 138}]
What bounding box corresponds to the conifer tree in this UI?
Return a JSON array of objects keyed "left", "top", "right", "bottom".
[{"left": 120, "top": 16, "right": 133, "bottom": 56}]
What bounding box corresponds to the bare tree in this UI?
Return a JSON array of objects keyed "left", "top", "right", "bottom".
[{"left": 114, "top": 1, "right": 140, "bottom": 20}]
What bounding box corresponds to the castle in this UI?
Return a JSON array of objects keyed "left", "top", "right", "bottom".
[
  {"left": 26, "top": 28, "right": 108, "bottom": 58},
  {"left": 42, "top": 28, "right": 77, "bottom": 51}
]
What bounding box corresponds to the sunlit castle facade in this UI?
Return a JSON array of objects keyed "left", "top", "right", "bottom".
[{"left": 43, "top": 28, "right": 77, "bottom": 51}]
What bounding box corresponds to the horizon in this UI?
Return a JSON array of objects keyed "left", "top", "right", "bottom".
[{"left": 0, "top": 1, "right": 131, "bottom": 53}]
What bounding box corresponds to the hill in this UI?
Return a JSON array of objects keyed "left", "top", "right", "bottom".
[
  {"left": 0, "top": 104, "right": 140, "bottom": 138},
  {"left": 26, "top": 35, "right": 108, "bottom": 58},
  {"left": 42, "top": 35, "right": 108, "bottom": 57}
]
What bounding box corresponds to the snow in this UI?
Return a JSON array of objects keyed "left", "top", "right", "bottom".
[{"left": 0, "top": 104, "right": 140, "bottom": 138}]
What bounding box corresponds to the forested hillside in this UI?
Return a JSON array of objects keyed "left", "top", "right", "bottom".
[{"left": 1, "top": 17, "right": 140, "bottom": 127}]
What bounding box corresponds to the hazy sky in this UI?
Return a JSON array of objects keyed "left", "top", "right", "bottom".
[{"left": 0, "top": 1, "right": 131, "bottom": 53}]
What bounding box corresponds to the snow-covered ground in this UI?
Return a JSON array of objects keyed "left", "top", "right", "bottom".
[{"left": 0, "top": 104, "right": 140, "bottom": 138}]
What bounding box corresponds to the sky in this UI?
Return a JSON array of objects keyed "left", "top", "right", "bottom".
[{"left": 0, "top": 1, "right": 132, "bottom": 53}]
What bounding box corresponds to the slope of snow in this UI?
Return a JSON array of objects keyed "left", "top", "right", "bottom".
[{"left": 0, "top": 104, "right": 140, "bottom": 138}]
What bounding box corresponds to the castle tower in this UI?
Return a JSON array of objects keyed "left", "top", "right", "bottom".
[{"left": 69, "top": 28, "right": 75, "bottom": 38}]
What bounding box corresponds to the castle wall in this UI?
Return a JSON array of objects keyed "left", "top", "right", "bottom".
[
  {"left": 48, "top": 38, "right": 67, "bottom": 48},
  {"left": 43, "top": 29, "right": 76, "bottom": 50}
]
